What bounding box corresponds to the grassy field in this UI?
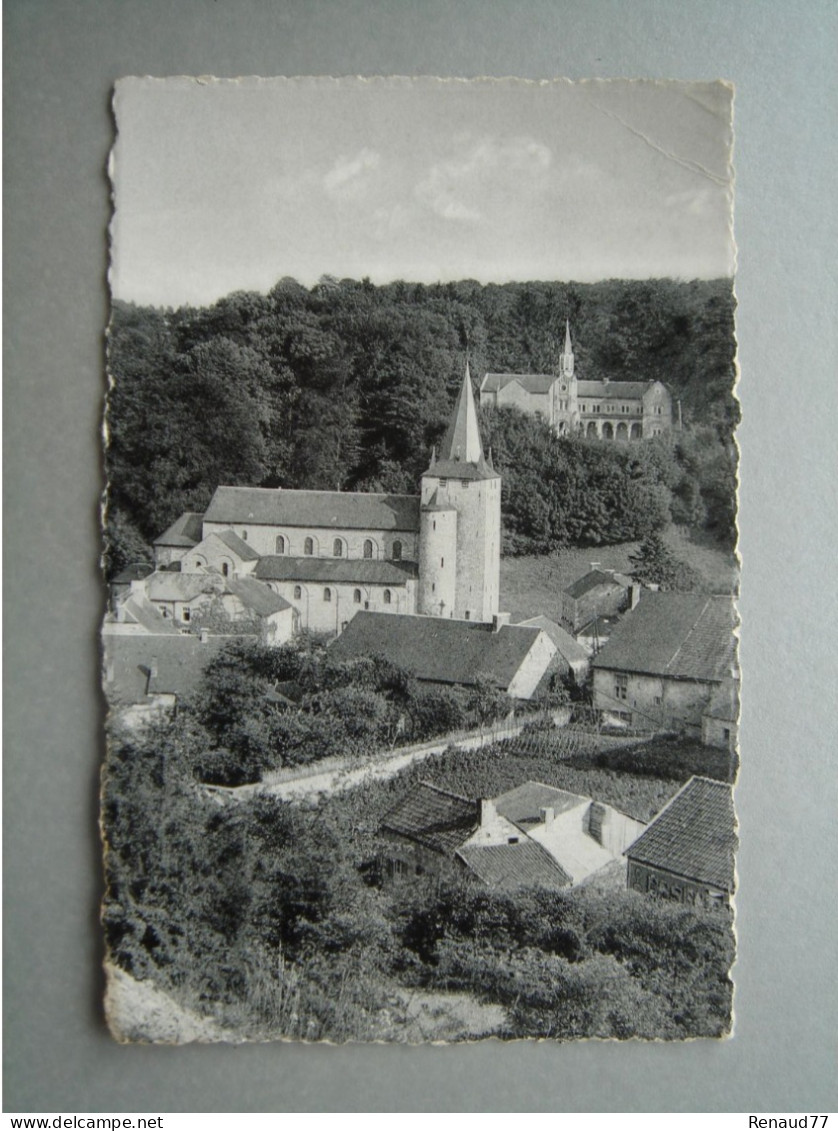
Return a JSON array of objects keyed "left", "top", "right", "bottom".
[{"left": 499, "top": 526, "right": 738, "bottom": 623}]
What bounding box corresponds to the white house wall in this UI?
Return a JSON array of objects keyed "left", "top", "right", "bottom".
[
  {"left": 506, "top": 630, "right": 559, "bottom": 699},
  {"left": 593, "top": 668, "right": 717, "bottom": 731},
  {"left": 265, "top": 578, "right": 416, "bottom": 636}
]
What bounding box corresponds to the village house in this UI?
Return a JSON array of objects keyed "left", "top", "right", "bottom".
[
  {"left": 480, "top": 322, "right": 673, "bottom": 439},
  {"left": 591, "top": 592, "right": 737, "bottom": 734},
  {"left": 110, "top": 572, "right": 295, "bottom": 644},
  {"left": 328, "top": 610, "right": 559, "bottom": 700},
  {"left": 516, "top": 615, "right": 590, "bottom": 683},
  {"left": 380, "top": 779, "right": 646, "bottom": 889},
  {"left": 102, "top": 632, "right": 229, "bottom": 727},
  {"left": 560, "top": 564, "right": 639, "bottom": 635},
  {"left": 624, "top": 776, "right": 736, "bottom": 909},
  {"left": 147, "top": 363, "right": 504, "bottom": 638}
]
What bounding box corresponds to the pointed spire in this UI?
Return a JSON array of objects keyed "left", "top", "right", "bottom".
[
  {"left": 438, "top": 360, "right": 484, "bottom": 465},
  {"left": 429, "top": 444, "right": 436, "bottom": 468},
  {"left": 563, "top": 319, "right": 572, "bottom": 354}
]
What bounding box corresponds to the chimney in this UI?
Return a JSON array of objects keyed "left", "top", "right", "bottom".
[
  {"left": 589, "top": 562, "right": 601, "bottom": 572},
  {"left": 540, "top": 806, "right": 555, "bottom": 826},
  {"left": 149, "top": 657, "right": 158, "bottom": 679},
  {"left": 630, "top": 584, "right": 641, "bottom": 610},
  {"left": 480, "top": 798, "right": 496, "bottom": 826},
  {"left": 492, "top": 612, "right": 511, "bottom": 633}
]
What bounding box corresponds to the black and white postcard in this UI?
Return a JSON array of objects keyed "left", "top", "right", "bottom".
[{"left": 102, "top": 76, "right": 738, "bottom": 1043}]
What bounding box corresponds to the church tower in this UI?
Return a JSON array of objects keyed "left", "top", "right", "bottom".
[
  {"left": 552, "top": 320, "right": 580, "bottom": 433},
  {"left": 418, "top": 362, "right": 501, "bottom": 622}
]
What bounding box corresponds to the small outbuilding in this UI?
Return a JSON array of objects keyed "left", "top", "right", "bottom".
[{"left": 625, "top": 776, "right": 736, "bottom": 909}]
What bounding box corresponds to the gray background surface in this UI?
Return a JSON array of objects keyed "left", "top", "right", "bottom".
[{"left": 4, "top": 0, "right": 837, "bottom": 1114}]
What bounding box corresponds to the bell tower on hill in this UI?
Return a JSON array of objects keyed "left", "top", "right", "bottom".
[{"left": 418, "top": 362, "right": 501, "bottom": 622}]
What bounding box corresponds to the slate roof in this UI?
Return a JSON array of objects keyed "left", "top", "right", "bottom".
[
  {"left": 625, "top": 777, "right": 736, "bottom": 891},
  {"left": 428, "top": 365, "right": 499, "bottom": 482},
  {"left": 481, "top": 372, "right": 556, "bottom": 395},
  {"left": 427, "top": 457, "right": 498, "bottom": 481},
  {"left": 215, "top": 530, "right": 261, "bottom": 561},
  {"left": 382, "top": 782, "right": 478, "bottom": 855},
  {"left": 328, "top": 612, "right": 542, "bottom": 690},
  {"left": 226, "top": 576, "right": 292, "bottom": 616},
  {"left": 204, "top": 486, "right": 421, "bottom": 532},
  {"left": 564, "top": 569, "right": 633, "bottom": 599},
  {"left": 103, "top": 634, "right": 228, "bottom": 705},
  {"left": 494, "top": 781, "right": 586, "bottom": 830},
  {"left": 457, "top": 841, "right": 571, "bottom": 889},
  {"left": 119, "top": 596, "right": 179, "bottom": 635},
  {"left": 254, "top": 556, "right": 418, "bottom": 585},
  {"left": 153, "top": 511, "right": 205, "bottom": 547},
  {"left": 592, "top": 594, "right": 737, "bottom": 682},
  {"left": 576, "top": 380, "right": 652, "bottom": 399},
  {"left": 145, "top": 571, "right": 221, "bottom": 603},
  {"left": 518, "top": 616, "right": 590, "bottom": 666}
]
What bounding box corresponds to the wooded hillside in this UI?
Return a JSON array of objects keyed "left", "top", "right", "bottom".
[{"left": 105, "top": 276, "right": 737, "bottom": 573}]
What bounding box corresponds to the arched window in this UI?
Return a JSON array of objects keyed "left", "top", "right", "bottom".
[
  {"left": 333, "top": 538, "right": 343, "bottom": 557},
  {"left": 275, "top": 535, "right": 285, "bottom": 555},
  {"left": 392, "top": 540, "right": 402, "bottom": 561},
  {"left": 383, "top": 589, "right": 392, "bottom": 605},
  {"left": 323, "top": 587, "right": 332, "bottom": 602},
  {"left": 221, "top": 562, "right": 229, "bottom": 577},
  {"left": 353, "top": 589, "right": 362, "bottom": 604},
  {"left": 363, "top": 539, "right": 373, "bottom": 559},
  {"left": 304, "top": 537, "right": 314, "bottom": 556},
  {"left": 293, "top": 585, "right": 302, "bottom": 600}
]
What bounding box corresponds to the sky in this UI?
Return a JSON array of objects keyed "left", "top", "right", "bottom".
[{"left": 110, "top": 76, "right": 735, "bottom": 308}]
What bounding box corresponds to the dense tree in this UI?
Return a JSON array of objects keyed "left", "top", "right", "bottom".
[{"left": 105, "top": 276, "right": 738, "bottom": 571}]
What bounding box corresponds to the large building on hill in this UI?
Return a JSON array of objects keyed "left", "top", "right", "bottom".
[
  {"left": 480, "top": 322, "right": 673, "bottom": 440},
  {"left": 147, "top": 364, "right": 501, "bottom": 637}
]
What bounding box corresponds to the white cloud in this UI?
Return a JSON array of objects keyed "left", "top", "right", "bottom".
[
  {"left": 414, "top": 135, "right": 553, "bottom": 223},
  {"left": 323, "top": 148, "right": 381, "bottom": 198}
]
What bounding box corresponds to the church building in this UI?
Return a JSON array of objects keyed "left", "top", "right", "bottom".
[
  {"left": 480, "top": 322, "right": 672, "bottom": 440},
  {"left": 149, "top": 364, "right": 501, "bottom": 638}
]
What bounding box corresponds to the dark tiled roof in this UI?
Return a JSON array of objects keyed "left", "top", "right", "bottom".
[
  {"left": 382, "top": 782, "right": 478, "bottom": 855},
  {"left": 481, "top": 372, "right": 555, "bottom": 395},
  {"left": 153, "top": 511, "right": 205, "bottom": 547},
  {"left": 457, "top": 840, "right": 571, "bottom": 889},
  {"left": 576, "top": 380, "right": 653, "bottom": 399},
  {"left": 226, "top": 576, "right": 292, "bottom": 616},
  {"left": 625, "top": 777, "right": 736, "bottom": 891},
  {"left": 426, "top": 457, "right": 498, "bottom": 481},
  {"left": 103, "top": 634, "right": 228, "bottom": 705},
  {"left": 493, "top": 781, "right": 585, "bottom": 830},
  {"left": 592, "top": 594, "right": 736, "bottom": 682},
  {"left": 204, "top": 486, "right": 420, "bottom": 532},
  {"left": 328, "top": 612, "right": 541, "bottom": 690},
  {"left": 518, "top": 616, "right": 589, "bottom": 665},
  {"left": 564, "top": 569, "right": 632, "bottom": 599},
  {"left": 254, "top": 556, "right": 418, "bottom": 585},
  {"left": 216, "top": 530, "right": 261, "bottom": 561}
]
